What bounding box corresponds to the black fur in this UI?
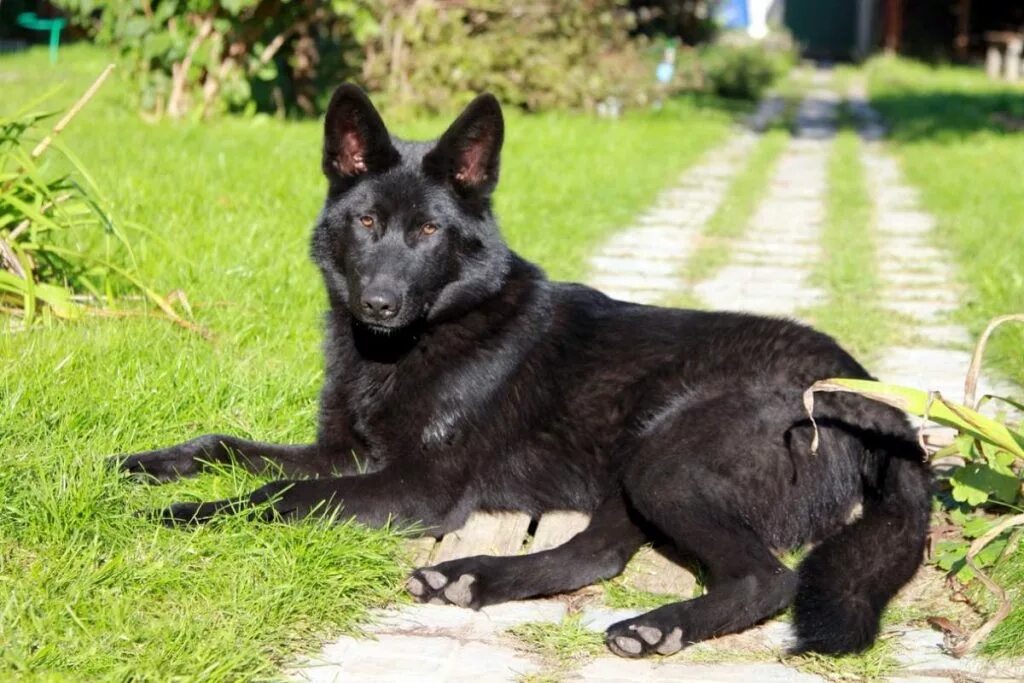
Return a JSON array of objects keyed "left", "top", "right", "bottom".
[{"left": 113, "top": 86, "right": 931, "bottom": 658}]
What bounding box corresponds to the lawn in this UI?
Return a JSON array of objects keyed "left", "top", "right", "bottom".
[
  {"left": 866, "top": 56, "right": 1024, "bottom": 386},
  {"left": 866, "top": 56, "right": 1024, "bottom": 657},
  {"left": 0, "top": 44, "right": 734, "bottom": 680}
]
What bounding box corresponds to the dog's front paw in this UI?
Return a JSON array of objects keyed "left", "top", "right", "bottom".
[
  {"left": 605, "top": 615, "right": 686, "bottom": 658},
  {"left": 155, "top": 500, "right": 231, "bottom": 527},
  {"left": 406, "top": 563, "right": 483, "bottom": 609},
  {"left": 110, "top": 449, "right": 196, "bottom": 482}
]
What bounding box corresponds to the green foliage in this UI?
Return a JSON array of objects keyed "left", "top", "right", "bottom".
[
  {"left": 0, "top": 80, "right": 186, "bottom": 328},
  {"left": 508, "top": 614, "right": 605, "bottom": 672},
  {"left": 54, "top": 0, "right": 378, "bottom": 118},
  {"left": 362, "top": 1, "right": 657, "bottom": 114},
  {"left": 55, "top": 0, "right": 665, "bottom": 118},
  {"left": 700, "top": 32, "right": 796, "bottom": 101}
]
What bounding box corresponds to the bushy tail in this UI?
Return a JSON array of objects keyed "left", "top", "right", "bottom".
[{"left": 793, "top": 437, "right": 931, "bottom": 654}]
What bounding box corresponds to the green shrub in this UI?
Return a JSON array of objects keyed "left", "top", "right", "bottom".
[
  {"left": 54, "top": 0, "right": 378, "bottom": 119},
  {"left": 700, "top": 32, "right": 795, "bottom": 100},
  {"left": 361, "top": 1, "right": 657, "bottom": 114},
  {"left": 54, "top": 0, "right": 663, "bottom": 118}
]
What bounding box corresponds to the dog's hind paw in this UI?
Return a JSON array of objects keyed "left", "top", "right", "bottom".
[
  {"left": 406, "top": 566, "right": 481, "bottom": 608},
  {"left": 605, "top": 618, "right": 686, "bottom": 658}
]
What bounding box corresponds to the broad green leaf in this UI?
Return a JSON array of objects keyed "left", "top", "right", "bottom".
[
  {"left": 807, "top": 378, "right": 1024, "bottom": 460},
  {"left": 951, "top": 463, "right": 1018, "bottom": 506},
  {"left": 961, "top": 516, "right": 994, "bottom": 539}
]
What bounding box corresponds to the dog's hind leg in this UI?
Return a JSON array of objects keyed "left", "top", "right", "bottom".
[
  {"left": 112, "top": 435, "right": 332, "bottom": 482},
  {"left": 604, "top": 394, "right": 803, "bottom": 657},
  {"left": 603, "top": 502, "right": 797, "bottom": 657},
  {"left": 406, "top": 493, "right": 647, "bottom": 608}
]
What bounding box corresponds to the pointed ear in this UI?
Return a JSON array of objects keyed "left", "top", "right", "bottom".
[
  {"left": 322, "top": 84, "right": 400, "bottom": 185},
  {"left": 423, "top": 94, "right": 504, "bottom": 198}
]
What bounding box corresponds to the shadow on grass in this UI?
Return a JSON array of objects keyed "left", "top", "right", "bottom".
[{"left": 869, "top": 91, "right": 1024, "bottom": 143}]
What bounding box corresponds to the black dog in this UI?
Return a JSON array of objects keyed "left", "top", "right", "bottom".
[{"left": 115, "top": 85, "right": 930, "bottom": 658}]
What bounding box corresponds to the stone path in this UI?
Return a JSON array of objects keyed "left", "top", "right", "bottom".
[
  {"left": 692, "top": 86, "right": 835, "bottom": 315},
  {"left": 294, "top": 72, "right": 1023, "bottom": 682},
  {"left": 848, "top": 80, "right": 1018, "bottom": 413},
  {"left": 587, "top": 132, "right": 758, "bottom": 304}
]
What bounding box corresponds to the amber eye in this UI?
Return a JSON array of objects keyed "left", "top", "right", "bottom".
[
  {"left": 420, "top": 222, "right": 438, "bottom": 236},
  {"left": 359, "top": 215, "right": 374, "bottom": 229}
]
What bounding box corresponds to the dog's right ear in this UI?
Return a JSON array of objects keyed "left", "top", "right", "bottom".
[{"left": 322, "top": 85, "right": 400, "bottom": 187}]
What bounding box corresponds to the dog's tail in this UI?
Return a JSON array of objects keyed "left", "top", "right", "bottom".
[{"left": 793, "top": 407, "right": 931, "bottom": 655}]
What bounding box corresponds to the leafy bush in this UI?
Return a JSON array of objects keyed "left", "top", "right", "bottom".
[
  {"left": 54, "top": 0, "right": 378, "bottom": 118},
  {"left": 55, "top": 0, "right": 663, "bottom": 117},
  {"left": 360, "top": 1, "right": 656, "bottom": 114},
  {"left": 0, "top": 67, "right": 192, "bottom": 330},
  {"left": 700, "top": 31, "right": 795, "bottom": 100},
  {"left": 806, "top": 315, "right": 1024, "bottom": 655}
]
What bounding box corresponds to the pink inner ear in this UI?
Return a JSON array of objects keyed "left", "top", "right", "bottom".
[
  {"left": 337, "top": 129, "right": 367, "bottom": 175},
  {"left": 454, "top": 138, "right": 489, "bottom": 185}
]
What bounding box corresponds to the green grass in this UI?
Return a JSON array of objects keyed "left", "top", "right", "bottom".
[
  {"left": 600, "top": 578, "right": 683, "bottom": 610},
  {"left": 508, "top": 614, "right": 605, "bottom": 679},
  {"left": 985, "top": 541, "right": 1024, "bottom": 656},
  {"left": 804, "top": 129, "right": 896, "bottom": 360},
  {"left": 682, "top": 129, "right": 789, "bottom": 284},
  {"left": 865, "top": 56, "right": 1024, "bottom": 658},
  {"left": 0, "top": 43, "right": 733, "bottom": 680},
  {"left": 789, "top": 636, "right": 900, "bottom": 682},
  {"left": 866, "top": 56, "right": 1024, "bottom": 385}
]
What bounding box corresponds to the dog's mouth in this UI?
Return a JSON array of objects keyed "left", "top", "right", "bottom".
[{"left": 356, "top": 319, "right": 404, "bottom": 335}]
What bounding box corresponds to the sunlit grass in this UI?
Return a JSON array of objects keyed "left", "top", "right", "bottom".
[{"left": 804, "top": 129, "right": 896, "bottom": 360}]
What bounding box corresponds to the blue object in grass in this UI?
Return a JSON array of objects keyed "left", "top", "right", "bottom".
[{"left": 16, "top": 13, "right": 67, "bottom": 65}]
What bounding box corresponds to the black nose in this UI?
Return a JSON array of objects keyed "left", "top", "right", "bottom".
[{"left": 361, "top": 287, "right": 401, "bottom": 320}]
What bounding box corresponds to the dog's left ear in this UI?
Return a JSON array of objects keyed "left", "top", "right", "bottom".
[{"left": 423, "top": 94, "right": 504, "bottom": 199}]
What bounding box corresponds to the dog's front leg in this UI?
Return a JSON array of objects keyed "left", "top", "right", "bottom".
[
  {"left": 159, "top": 466, "right": 459, "bottom": 532},
  {"left": 112, "top": 435, "right": 355, "bottom": 482}
]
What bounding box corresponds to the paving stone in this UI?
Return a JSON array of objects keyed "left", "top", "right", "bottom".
[
  {"left": 884, "top": 270, "right": 955, "bottom": 287},
  {"left": 620, "top": 546, "right": 699, "bottom": 597},
  {"left": 913, "top": 324, "right": 973, "bottom": 347},
  {"left": 894, "top": 628, "right": 1024, "bottom": 680},
  {"left": 580, "top": 607, "right": 645, "bottom": 632},
  {"left": 601, "top": 288, "right": 671, "bottom": 304},
  {"left": 881, "top": 299, "right": 957, "bottom": 323},
  {"left": 432, "top": 511, "right": 531, "bottom": 562},
  {"left": 872, "top": 346, "right": 1018, "bottom": 411},
  {"left": 574, "top": 659, "right": 825, "bottom": 682},
  {"left": 588, "top": 256, "right": 681, "bottom": 276},
  {"left": 588, "top": 273, "right": 687, "bottom": 293},
  {"left": 530, "top": 510, "right": 590, "bottom": 552}
]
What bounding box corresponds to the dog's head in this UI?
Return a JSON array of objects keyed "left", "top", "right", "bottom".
[{"left": 311, "top": 85, "right": 512, "bottom": 333}]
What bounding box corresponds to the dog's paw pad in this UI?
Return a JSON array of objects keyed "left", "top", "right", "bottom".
[
  {"left": 634, "top": 625, "right": 662, "bottom": 645},
  {"left": 421, "top": 569, "right": 448, "bottom": 590},
  {"left": 655, "top": 628, "right": 684, "bottom": 655},
  {"left": 442, "top": 574, "right": 476, "bottom": 607},
  {"left": 408, "top": 563, "right": 485, "bottom": 608},
  {"left": 405, "top": 576, "right": 426, "bottom": 597},
  {"left": 606, "top": 620, "right": 686, "bottom": 658},
  {"left": 608, "top": 635, "right": 644, "bottom": 657}
]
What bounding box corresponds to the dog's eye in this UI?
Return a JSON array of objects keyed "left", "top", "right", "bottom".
[
  {"left": 420, "top": 222, "right": 438, "bottom": 236},
  {"left": 359, "top": 215, "right": 374, "bottom": 229}
]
